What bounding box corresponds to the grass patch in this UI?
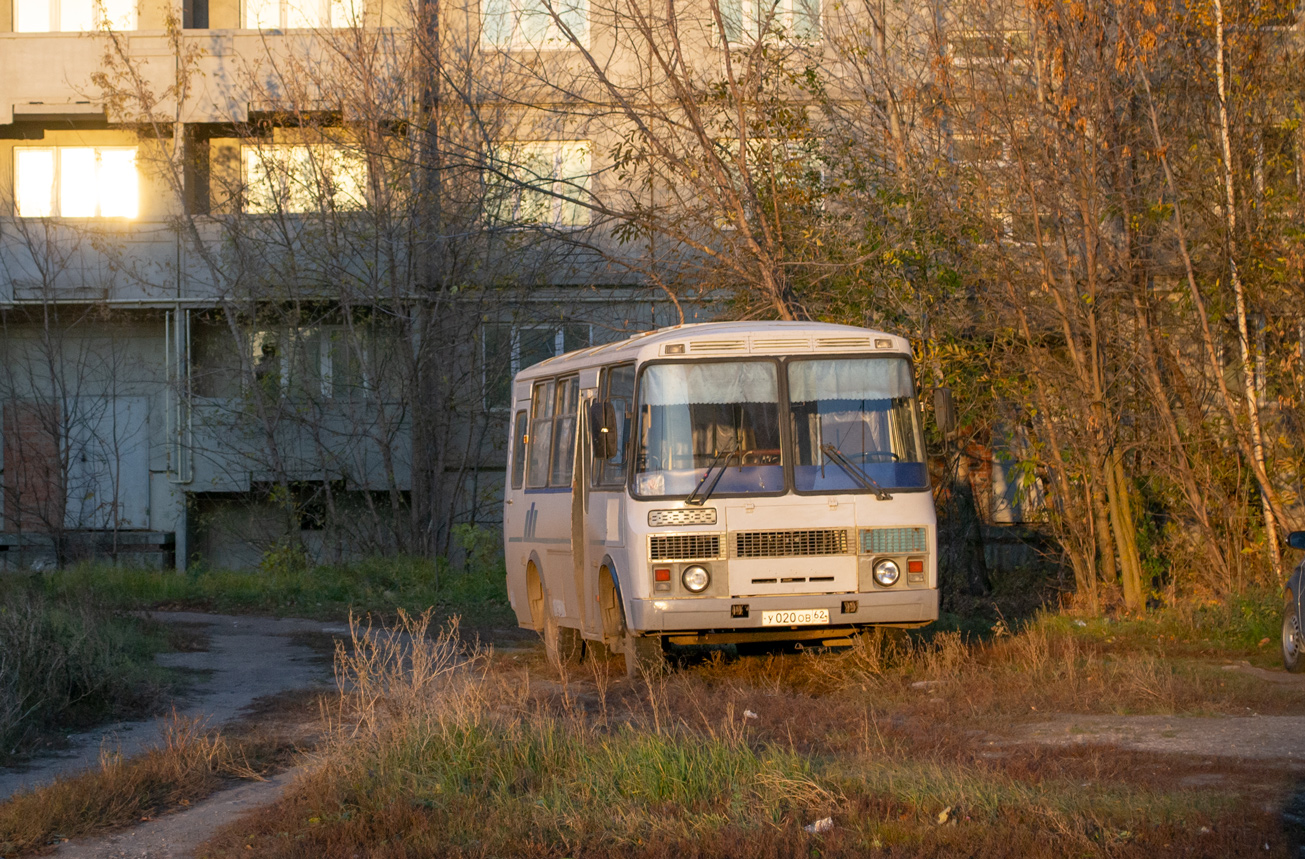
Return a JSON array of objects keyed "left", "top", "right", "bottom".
[
  {"left": 0, "top": 586, "right": 174, "bottom": 763},
  {"left": 197, "top": 613, "right": 1291, "bottom": 858},
  {"left": 33, "top": 555, "right": 514, "bottom": 629},
  {"left": 0, "top": 714, "right": 298, "bottom": 855}
]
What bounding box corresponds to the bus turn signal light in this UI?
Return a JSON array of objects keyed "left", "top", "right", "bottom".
[
  {"left": 908, "top": 559, "right": 924, "bottom": 573},
  {"left": 654, "top": 568, "right": 671, "bottom": 582}
]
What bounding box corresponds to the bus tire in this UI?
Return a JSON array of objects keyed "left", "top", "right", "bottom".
[
  {"left": 599, "top": 564, "right": 626, "bottom": 652},
  {"left": 626, "top": 633, "right": 666, "bottom": 678},
  {"left": 546, "top": 622, "right": 586, "bottom": 669},
  {"left": 526, "top": 560, "right": 545, "bottom": 632}
]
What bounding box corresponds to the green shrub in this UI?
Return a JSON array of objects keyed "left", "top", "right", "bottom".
[{"left": 0, "top": 587, "right": 169, "bottom": 761}]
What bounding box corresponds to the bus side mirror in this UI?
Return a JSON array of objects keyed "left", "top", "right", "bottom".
[
  {"left": 1289, "top": 531, "right": 1305, "bottom": 550},
  {"left": 932, "top": 387, "right": 956, "bottom": 435},
  {"left": 588, "top": 400, "right": 619, "bottom": 460}
]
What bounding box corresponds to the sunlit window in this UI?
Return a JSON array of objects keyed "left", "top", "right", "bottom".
[
  {"left": 14, "top": 146, "right": 139, "bottom": 218},
  {"left": 241, "top": 145, "right": 368, "bottom": 214},
  {"left": 485, "top": 141, "right": 590, "bottom": 227},
  {"left": 718, "top": 0, "right": 818, "bottom": 44},
  {"left": 244, "top": 0, "right": 361, "bottom": 28},
  {"left": 480, "top": 0, "right": 586, "bottom": 49},
  {"left": 15, "top": 0, "right": 136, "bottom": 31}
]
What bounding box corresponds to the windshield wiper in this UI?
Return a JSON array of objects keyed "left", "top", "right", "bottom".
[
  {"left": 685, "top": 446, "right": 740, "bottom": 506},
  {"left": 820, "top": 443, "right": 892, "bottom": 500}
]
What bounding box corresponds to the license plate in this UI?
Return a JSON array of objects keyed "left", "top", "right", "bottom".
[{"left": 761, "top": 608, "right": 830, "bottom": 626}]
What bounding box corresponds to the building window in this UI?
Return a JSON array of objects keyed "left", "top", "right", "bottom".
[
  {"left": 249, "top": 326, "right": 371, "bottom": 399},
  {"left": 244, "top": 0, "right": 360, "bottom": 28},
  {"left": 947, "top": 29, "right": 1030, "bottom": 67},
  {"left": 15, "top": 0, "right": 135, "bottom": 31},
  {"left": 485, "top": 141, "right": 591, "bottom": 227},
  {"left": 242, "top": 145, "right": 367, "bottom": 214},
  {"left": 719, "top": 0, "right": 818, "bottom": 44},
  {"left": 483, "top": 322, "right": 590, "bottom": 409},
  {"left": 14, "top": 147, "right": 138, "bottom": 218},
  {"left": 480, "top": 0, "right": 586, "bottom": 49}
]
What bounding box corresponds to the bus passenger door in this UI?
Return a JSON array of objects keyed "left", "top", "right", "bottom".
[{"left": 572, "top": 390, "right": 593, "bottom": 637}]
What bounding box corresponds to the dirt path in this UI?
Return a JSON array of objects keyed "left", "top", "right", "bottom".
[
  {"left": 995, "top": 663, "right": 1305, "bottom": 765},
  {"left": 49, "top": 769, "right": 305, "bottom": 859},
  {"left": 0, "top": 612, "right": 342, "bottom": 802}
]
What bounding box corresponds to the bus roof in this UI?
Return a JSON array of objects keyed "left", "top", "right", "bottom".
[{"left": 513, "top": 321, "right": 914, "bottom": 382}]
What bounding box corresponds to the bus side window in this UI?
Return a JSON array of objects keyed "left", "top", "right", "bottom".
[
  {"left": 511, "top": 409, "right": 528, "bottom": 490},
  {"left": 594, "top": 363, "right": 635, "bottom": 487},
  {"left": 526, "top": 380, "right": 555, "bottom": 489},
  {"left": 550, "top": 376, "right": 580, "bottom": 486}
]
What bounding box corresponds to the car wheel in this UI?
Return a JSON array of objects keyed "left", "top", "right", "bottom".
[{"left": 1283, "top": 591, "right": 1303, "bottom": 674}]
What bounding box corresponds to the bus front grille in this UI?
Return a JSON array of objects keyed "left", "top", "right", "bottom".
[
  {"left": 733, "top": 529, "right": 852, "bottom": 559},
  {"left": 860, "top": 527, "right": 928, "bottom": 554},
  {"left": 649, "top": 533, "right": 723, "bottom": 561}
]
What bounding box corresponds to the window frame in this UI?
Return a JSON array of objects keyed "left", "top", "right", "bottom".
[
  {"left": 479, "top": 0, "right": 588, "bottom": 50},
  {"left": 525, "top": 375, "right": 580, "bottom": 491},
  {"left": 718, "top": 0, "right": 820, "bottom": 46},
  {"left": 242, "top": 0, "right": 361, "bottom": 28},
  {"left": 482, "top": 321, "right": 591, "bottom": 410},
  {"left": 13, "top": 145, "right": 140, "bottom": 219},
  {"left": 484, "top": 140, "right": 592, "bottom": 228},
  {"left": 591, "top": 362, "right": 635, "bottom": 489},
  {"left": 240, "top": 143, "right": 369, "bottom": 214},
  {"left": 14, "top": 0, "right": 136, "bottom": 32}
]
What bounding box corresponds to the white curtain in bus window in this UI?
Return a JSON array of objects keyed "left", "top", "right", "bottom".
[
  {"left": 526, "top": 379, "right": 555, "bottom": 488},
  {"left": 14, "top": 149, "right": 56, "bottom": 217},
  {"left": 550, "top": 377, "right": 579, "bottom": 486},
  {"left": 786, "top": 356, "right": 913, "bottom": 402},
  {"left": 640, "top": 361, "right": 777, "bottom": 405},
  {"left": 787, "top": 357, "right": 926, "bottom": 491},
  {"left": 636, "top": 361, "right": 781, "bottom": 497}
]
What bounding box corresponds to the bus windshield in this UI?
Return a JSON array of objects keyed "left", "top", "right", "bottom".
[
  {"left": 788, "top": 357, "right": 928, "bottom": 493},
  {"left": 634, "top": 361, "right": 783, "bottom": 498}
]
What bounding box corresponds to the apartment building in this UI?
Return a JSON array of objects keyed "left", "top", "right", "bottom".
[{"left": 0, "top": 0, "right": 980, "bottom": 569}]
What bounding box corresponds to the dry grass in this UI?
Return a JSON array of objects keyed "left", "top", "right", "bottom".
[
  {"left": 197, "top": 612, "right": 1300, "bottom": 858},
  {"left": 0, "top": 716, "right": 244, "bottom": 853},
  {"left": 0, "top": 701, "right": 318, "bottom": 855}
]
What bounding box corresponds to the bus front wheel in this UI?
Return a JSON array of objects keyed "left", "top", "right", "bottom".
[
  {"left": 599, "top": 566, "right": 665, "bottom": 678},
  {"left": 625, "top": 634, "right": 666, "bottom": 679}
]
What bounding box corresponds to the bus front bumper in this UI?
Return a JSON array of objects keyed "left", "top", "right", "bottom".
[{"left": 627, "top": 589, "right": 939, "bottom": 642}]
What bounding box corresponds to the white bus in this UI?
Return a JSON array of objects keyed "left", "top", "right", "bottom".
[{"left": 503, "top": 321, "right": 943, "bottom": 673}]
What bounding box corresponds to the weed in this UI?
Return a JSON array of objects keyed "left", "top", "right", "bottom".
[
  {"left": 0, "top": 587, "right": 172, "bottom": 762},
  {"left": 196, "top": 616, "right": 1293, "bottom": 859},
  {"left": 33, "top": 555, "right": 515, "bottom": 629},
  {"left": 0, "top": 714, "right": 283, "bottom": 854}
]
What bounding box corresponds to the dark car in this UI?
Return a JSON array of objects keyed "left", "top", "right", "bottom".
[{"left": 1283, "top": 531, "right": 1305, "bottom": 672}]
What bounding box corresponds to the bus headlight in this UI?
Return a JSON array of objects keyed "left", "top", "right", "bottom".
[
  {"left": 873, "top": 559, "right": 900, "bottom": 587},
  {"left": 682, "top": 565, "right": 710, "bottom": 593}
]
